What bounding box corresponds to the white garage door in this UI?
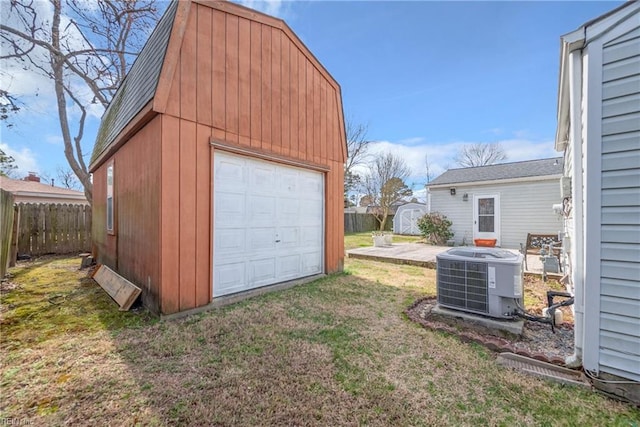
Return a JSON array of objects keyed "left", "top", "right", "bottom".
[{"left": 213, "top": 152, "right": 324, "bottom": 297}]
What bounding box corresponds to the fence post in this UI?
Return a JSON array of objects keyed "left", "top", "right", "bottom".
[{"left": 10, "top": 205, "right": 19, "bottom": 267}]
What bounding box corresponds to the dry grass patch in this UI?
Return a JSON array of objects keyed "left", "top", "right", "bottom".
[{"left": 1, "top": 255, "right": 638, "bottom": 426}]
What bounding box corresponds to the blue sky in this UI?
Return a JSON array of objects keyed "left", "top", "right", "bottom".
[{"left": 0, "top": 0, "right": 623, "bottom": 194}]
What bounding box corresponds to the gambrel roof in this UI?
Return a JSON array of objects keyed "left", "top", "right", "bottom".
[
  {"left": 90, "top": 0, "right": 346, "bottom": 171},
  {"left": 90, "top": 1, "right": 178, "bottom": 166},
  {"left": 428, "top": 157, "right": 563, "bottom": 187}
]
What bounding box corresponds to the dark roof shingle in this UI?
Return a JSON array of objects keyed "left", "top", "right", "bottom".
[
  {"left": 90, "top": 1, "right": 178, "bottom": 166},
  {"left": 428, "top": 157, "right": 563, "bottom": 186}
]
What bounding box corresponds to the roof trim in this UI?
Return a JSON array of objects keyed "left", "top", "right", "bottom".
[
  {"left": 11, "top": 190, "right": 87, "bottom": 200},
  {"left": 428, "top": 174, "right": 562, "bottom": 189},
  {"left": 555, "top": 1, "right": 640, "bottom": 151},
  {"left": 152, "top": 1, "right": 193, "bottom": 114},
  {"left": 90, "top": 101, "right": 157, "bottom": 172},
  {"left": 210, "top": 138, "right": 331, "bottom": 172}
]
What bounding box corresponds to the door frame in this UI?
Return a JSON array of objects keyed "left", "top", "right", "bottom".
[{"left": 472, "top": 194, "right": 501, "bottom": 246}]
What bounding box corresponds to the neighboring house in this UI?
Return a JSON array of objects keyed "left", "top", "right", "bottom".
[
  {"left": 393, "top": 202, "right": 427, "bottom": 235},
  {"left": 0, "top": 174, "right": 88, "bottom": 205},
  {"left": 555, "top": 1, "right": 639, "bottom": 400},
  {"left": 427, "top": 158, "right": 563, "bottom": 248},
  {"left": 89, "top": 1, "right": 346, "bottom": 315}
]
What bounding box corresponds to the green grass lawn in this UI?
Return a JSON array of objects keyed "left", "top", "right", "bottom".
[{"left": 1, "top": 253, "right": 638, "bottom": 425}]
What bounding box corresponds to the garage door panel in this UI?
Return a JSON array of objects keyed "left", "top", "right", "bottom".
[
  {"left": 252, "top": 164, "right": 276, "bottom": 191},
  {"left": 215, "top": 261, "right": 246, "bottom": 295},
  {"left": 278, "top": 254, "right": 301, "bottom": 279},
  {"left": 249, "top": 228, "right": 277, "bottom": 251},
  {"left": 216, "top": 192, "right": 245, "bottom": 225},
  {"left": 215, "top": 158, "right": 246, "bottom": 190},
  {"left": 300, "top": 174, "right": 323, "bottom": 199},
  {"left": 301, "top": 226, "right": 322, "bottom": 247},
  {"left": 278, "top": 227, "right": 299, "bottom": 249},
  {"left": 214, "top": 152, "right": 324, "bottom": 298},
  {"left": 278, "top": 198, "right": 300, "bottom": 222},
  {"left": 278, "top": 170, "right": 298, "bottom": 195},
  {"left": 299, "top": 201, "right": 323, "bottom": 224},
  {"left": 302, "top": 252, "right": 322, "bottom": 274},
  {"left": 249, "top": 258, "right": 277, "bottom": 286},
  {"left": 215, "top": 228, "right": 247, "bottom": 257},
  {"left": 248, "top": 195, "right": 276, "bottom": 225}
]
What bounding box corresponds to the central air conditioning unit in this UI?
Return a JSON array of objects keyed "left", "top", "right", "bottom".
[{"left": 436, "top": 248, "right": 524, "bottom": 319}]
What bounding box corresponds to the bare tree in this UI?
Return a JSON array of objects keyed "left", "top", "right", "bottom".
[
  {"left": 1, "top": 0, "right": 161, "bottom": 204},
  {"left": 363, "top": 152, "right": 412, "bottom": 231},
  {"left": 56, "top": 165, "right": 81, "bottom": 189},
  {"left": 424, "top": 153, "right": 433, "bottom": 183},
  {"left": 344, "top": 119, "right": 372, "bottom": 199},
  {"left": 41, "top": 165, "right": 82, "bottom": 189},
  {"left": 454, "top": 142, "right": 507, "bottom": 167}
]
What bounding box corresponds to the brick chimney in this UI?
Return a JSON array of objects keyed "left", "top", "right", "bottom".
[{"left": 23, "top": 172, "right": 41, "bottom": 183}]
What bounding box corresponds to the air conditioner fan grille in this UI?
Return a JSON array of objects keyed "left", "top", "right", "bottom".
[{"left": 437, "top": 259, "right": 488, "bottom": 313}]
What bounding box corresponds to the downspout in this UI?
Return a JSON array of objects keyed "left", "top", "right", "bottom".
[{"left": 565, "top": 47, "right": 585, "bottom": 368}]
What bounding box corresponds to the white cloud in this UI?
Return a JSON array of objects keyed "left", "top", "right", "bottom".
[
  {"left": 46, "top": 135, "right": 64, "bottom": 146},
  {"left": 236, "top": 0, "right": 291, "bottom": 18},
  {"left": 0, "top": 142, "right": 39, "bottom": 176}
]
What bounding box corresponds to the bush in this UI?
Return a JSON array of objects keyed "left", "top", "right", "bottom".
[{"left": 417, "top": 212, "right": 453, "bottom": 245}]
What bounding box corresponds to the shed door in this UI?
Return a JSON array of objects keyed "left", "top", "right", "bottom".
[
  {"left": 399, "top": 208, "right": 423, "bottom": 235},
  {"left": 473, "top": 195, "right": 501, "bottom": 245},
  {"left": 213, "top": 152, "right": 324, "bottom": 297}
]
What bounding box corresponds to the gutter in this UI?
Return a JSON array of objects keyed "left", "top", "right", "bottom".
[
  {"left": 13, "top": 190, "right": 87, "bottom": 200},
  {"left": 427, "top": 174, "right": 562, "bottom": 189},
  {"left": 555, "top": 30, "right": 585, "bottom": 152}
]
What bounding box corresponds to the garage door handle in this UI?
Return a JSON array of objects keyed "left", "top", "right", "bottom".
[{"left": 275, "top": 240, "right": 281, "bottom": 243}]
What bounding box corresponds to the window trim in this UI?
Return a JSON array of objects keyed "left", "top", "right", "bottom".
[{"left": 106, "top": 160, "right": 114, "bottom": 234}]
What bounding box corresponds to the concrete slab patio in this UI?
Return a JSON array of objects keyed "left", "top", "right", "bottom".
[
  {"left": 347, "top": 243, "right": 445, "bottom": 268},
  {"left": 346, "top": 243, "right": 556, "bottom": 276}
]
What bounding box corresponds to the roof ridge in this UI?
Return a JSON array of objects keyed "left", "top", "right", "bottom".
[{"left": 444, "top": 156, "right": 562, "bottom": 172}]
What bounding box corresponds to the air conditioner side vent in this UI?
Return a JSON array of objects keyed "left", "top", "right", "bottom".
[{"left": 437, "top": 259, "right": 488, "bottom": 314}]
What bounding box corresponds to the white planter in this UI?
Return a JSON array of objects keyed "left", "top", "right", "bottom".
[
  {"left": 384, "top": 234, "right": 393, "bottom": 245},
  {"left": 373, "top": 235, "right": 386, "bottom": 247}
]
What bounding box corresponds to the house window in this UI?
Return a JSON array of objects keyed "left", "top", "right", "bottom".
[{"left": 107, "top": 162, "right": 114, "bottom": 233}]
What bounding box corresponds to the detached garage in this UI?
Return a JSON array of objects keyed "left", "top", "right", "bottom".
[{"left": 89, "top": 0, "right": 346, "bottom": 315}]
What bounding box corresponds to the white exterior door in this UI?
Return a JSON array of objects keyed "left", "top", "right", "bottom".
[
  {"left": 473, "top": 194, "right": 500, "bottom": 245},
  {"left": 213, "top": 152, "right": 324, "bottom": 297}
]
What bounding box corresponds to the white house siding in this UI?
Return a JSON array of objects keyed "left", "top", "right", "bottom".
[
  {"left": 597, "top": 27, "right": 640, "bottom": 381},
  {"left": 429, "top": 178, "right": 562, "bottom": 249}
]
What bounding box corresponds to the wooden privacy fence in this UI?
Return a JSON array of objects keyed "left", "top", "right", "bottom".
[
  {"left": 344, "top": 213, "right": 393, "bottom": 233},
  {"left": 0, "top": 189, "right": 15, "bottom": 278},
  {"left": 15, "top": 203, "right": 92, "bottom": 256}
]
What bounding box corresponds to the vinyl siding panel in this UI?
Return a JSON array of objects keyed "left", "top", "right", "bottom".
[
  {"left": 598, "top": 29, "right": 640, "bottom": 381},
  {"left": 429, "top": 178, "right": 562, "bottom": 249}
]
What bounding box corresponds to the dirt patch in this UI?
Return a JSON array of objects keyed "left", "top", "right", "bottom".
[{"left": 406, "top": 297, "right": 575, "bottom": 364}]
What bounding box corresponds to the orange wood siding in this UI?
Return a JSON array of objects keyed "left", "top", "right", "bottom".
[
  {"left": 160, "top": 115, "right": 181, "bottom": 314},
  {"left": 92, "top": 116, "right": 162, "bottom": 312},
  {"left": 163, "top": 3, "right": 345, "bottom": 164},
  {"left": 153, "top": 2, "right": 346, "bottom": 313},
  {"left": 91, "top": 166, "right": 110, "bottom": 264},
  {"left": 160, "top": 115, "right": 213, "bottom": 314},
  {"left": 114, "top": 116, "right": 162, "bottom": 311}
]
